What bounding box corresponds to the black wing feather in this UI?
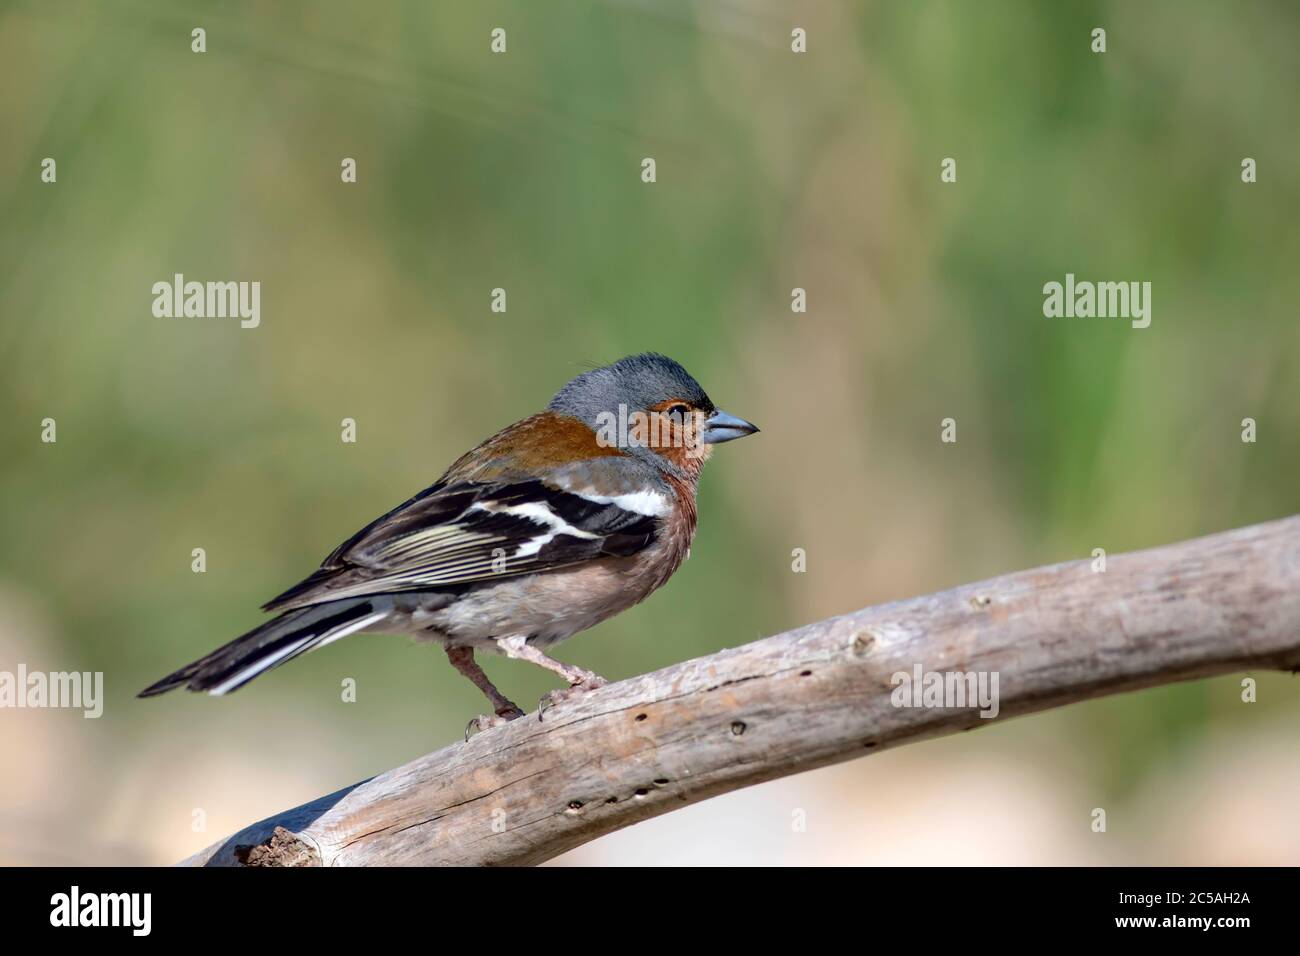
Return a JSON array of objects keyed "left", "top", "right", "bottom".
[{"left": 263, "top": 478, "right": 661, "bottom": 611}]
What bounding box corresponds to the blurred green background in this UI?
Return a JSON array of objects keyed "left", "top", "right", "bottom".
[{"left": 1, "top": 0, "right": 1297, "bottom": 864}]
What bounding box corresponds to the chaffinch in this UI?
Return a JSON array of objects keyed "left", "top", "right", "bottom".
[{"left": 139, "top": 353, "right": 758, "bottom": 728}]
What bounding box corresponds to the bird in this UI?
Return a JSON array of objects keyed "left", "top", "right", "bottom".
[{"left": 138, "top": 353, "right": 759, "bottom": 732}]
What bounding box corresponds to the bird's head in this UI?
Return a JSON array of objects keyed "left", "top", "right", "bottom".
[{"left": 549, "top": 353, "right": 759, "bottom": 476}]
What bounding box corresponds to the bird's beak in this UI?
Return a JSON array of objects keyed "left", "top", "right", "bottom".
[{"left": 702, "top": 409, "right": 760, "bottom": 444}]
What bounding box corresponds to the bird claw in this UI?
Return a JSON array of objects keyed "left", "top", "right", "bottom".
[
  {"left": 537, "top": 676, "right": 608, "bottom": 721},
  {"left": 464, "top": 706, "right": 525, "bottom": 741}
]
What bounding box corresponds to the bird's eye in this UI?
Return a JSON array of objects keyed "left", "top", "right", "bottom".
[{"left": 664, "top": 403, "right": 690, "bottom": 418}]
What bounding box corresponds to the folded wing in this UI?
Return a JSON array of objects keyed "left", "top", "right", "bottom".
[{"left": 262, "top": 476, "right": 666, "bottom": 612}]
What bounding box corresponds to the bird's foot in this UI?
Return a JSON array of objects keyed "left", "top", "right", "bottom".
[
  {"left": 464, "top": 704, "right": 526, "bottom": 741},
  {"left": 537, "top": 674, "right": 608, "bottom": 721}
]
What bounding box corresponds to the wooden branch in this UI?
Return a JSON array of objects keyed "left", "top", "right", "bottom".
[{"left": 181, "top": 515, "right": 1300, "bottom": 867}]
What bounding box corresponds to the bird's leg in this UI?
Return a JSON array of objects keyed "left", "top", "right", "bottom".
[
  {"left": 497, "top": 636, "right": 607, "bottom": 719},
  {"left": 497, "top": 635, "right": 608, "bottom": 688},
  {"left": 446, "top": 646, "right": 525, "bottom": 739}
]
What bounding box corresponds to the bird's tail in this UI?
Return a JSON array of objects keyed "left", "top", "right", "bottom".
[{"left": 137, "top": 598, "right": 386, "bottom": 698}]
